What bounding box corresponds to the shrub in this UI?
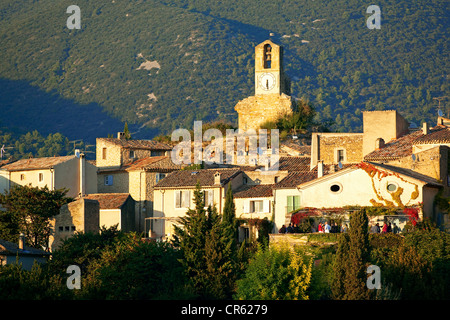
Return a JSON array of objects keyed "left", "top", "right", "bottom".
[{"left": 235, "top": 244, "right": 312, "bottom": 300}]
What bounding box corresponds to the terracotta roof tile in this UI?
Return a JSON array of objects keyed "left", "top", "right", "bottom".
[
  {"left": 412, "top": 125, "right": 450, "bottom": 144},
  {"left": 277, "top": 156, "right": 311, "bottom": 171},
  {"left": 364, "top": 130, "right": 421, "bottom": 161},
  {"left": 234, "top": 184, "right": 274, "bottom": 198},
  {"left": 98, "top": 138, "right": 172, "bottom": 151},
  {"left": 154, "top": 169, "right": 241, "bottom": 188},
  {"left": 365, "top": 126, "right": 450, "bottom": 161},
  {"left": 123, "top": 156, "right": 182, "bottom": 172},
  {"left": 84, "top": 193, "right": 131, "bottom": 209},
  {"left": 274, "top": 171, "right": 318, "bottom": 189},
  {"left": 1, "top": 155, "right": 75, "bottom": 171}
]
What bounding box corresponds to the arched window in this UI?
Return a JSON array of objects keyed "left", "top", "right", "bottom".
[{"left": 263, "top": 44, "right": 272, "bottom": 69}]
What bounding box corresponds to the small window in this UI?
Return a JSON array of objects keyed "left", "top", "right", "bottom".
[
  {"left": 387, "top": 183, "right": 397, "bottom": 192},
  {"left": 58, "top": 226, "right": 63, "bottom": 232},
  {"left": 129, "top": 150, "right": 135, "bottom": 158},
  {"left": 156, "top": 173, "right": 166, "bottom": 183},
  {"left": 102, "top": 147, "right": 107, "bottom": 160},
  {"left": 71, "top": 226, "right": 76, "bottom": 232},
  {"left": 104, "top": 175, "right": 113, "bottom": 186},
  {"left": 20, "top": 174, "right": 25, "bottom": 181},
  {"left": 250, "top": 200, "right": 264, "bottom": 213},
  {"left": 39, "top": 173, "right": 44, "bottom": 182},
  {"left": 337, "top": 149, "right": 345, "bottom": 163},
  {"left": 203, "top": 190, "right": 214, "bottom": 207},
  {"left": 330, "top": 184, "right": 342, "bottom": 193},
  {"left": 243, "top": 177, "right": 248, "bottom": 184},
  {"left": 287, "top": 195, "right": 301, "bottom": 212},
  {"left": 65, "top": 226, "right": 70, "bottom": 232},
  {"left": 175, "top": 190, "right": 191, "bottom": 208},
  {"left": 274, "top": 176, "right": 280, "bottom": 183}
]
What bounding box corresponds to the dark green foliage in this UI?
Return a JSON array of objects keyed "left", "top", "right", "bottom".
[
  {"left": 173, "top": 183, "right": 239, "bottom": 299},
  {"left": 0, "top": 128, "right": 76, "bottom": 160},
  {"left": 47, "top": 225, "right": 123, "bottom": 277},
  {"left": 79, "top": 232, "right": 191, "bottom": 300},
  {"left": 0, "top": 0, "right": 447, "bottom": 139},
  {"left": 0, "top": 185, "right": 72, "bottom": 249},
  {"left": 235, "top": 244, "right": 312, "bottom": 300},
  {"left": 0, "top": 262, "right": 71, "bottom": 300},
  {"left": 331, "top": 208, "right": 371, "bottom": 300}
]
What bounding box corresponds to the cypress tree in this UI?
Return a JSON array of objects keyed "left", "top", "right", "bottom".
[
  {"left": 173, "top": 182, "right": 239, "bottom": 299},
  {"left": 332, "top": 208, "right": 371, "bottom": 300},
  {"left": 172, "top": 183, "right": 208, "bottom": 296}
]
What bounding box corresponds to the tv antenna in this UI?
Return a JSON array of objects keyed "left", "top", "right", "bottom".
[{"left": 434, "top": 96, "right": 448, "bottom": 117}]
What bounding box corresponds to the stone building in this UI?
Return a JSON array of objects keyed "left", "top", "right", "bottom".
[
  {"left": 95, "top": 132, "right": 172, "bottom": 169},
  {"left": 97, "top": 155, "right": 182, "bottom": 233},
  {"left": 0, "top": 152, "right": 97, "bottom": 198},
  {"left": 235, "top": 40, "right": 294, "bottom": 131},
  {"left": 152, "top": 169, "right": 243, "bottom": 240},
  {"left": 95, "top": 134, "right": 180, "bottom": 233},
  {"left": 310, "top": 110, "right": 410, "bottom": 169},
  {"left": 50, "top": 197, "right": 100, "bottom": 251}
]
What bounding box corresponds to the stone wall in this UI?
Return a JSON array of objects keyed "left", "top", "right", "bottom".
[
  {"left": 363, "top": 110, "right": 409, "bottom": 157},
  {"left": 317, "top": 133, "right": 364, "bottom": 164},
  {"left": 50, "top": 198, "right": 99, "bottom": 251},
  {"left": 235, "top": 93, "right": 293, "bottom": 131}
]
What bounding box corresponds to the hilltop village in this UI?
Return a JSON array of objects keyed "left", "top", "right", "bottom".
[{"left": 1, "top": 40, "right": 449, "bottom": 255}]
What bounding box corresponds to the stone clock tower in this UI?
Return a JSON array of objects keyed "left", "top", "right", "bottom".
[{"left": 235, "top": 40, "right": 294, "bottom": 131}]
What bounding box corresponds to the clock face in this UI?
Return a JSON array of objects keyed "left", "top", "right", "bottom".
[{"left": 259, "top": 73, "right": 276, "bottom": 90}]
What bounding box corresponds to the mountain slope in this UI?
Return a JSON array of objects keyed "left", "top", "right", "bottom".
[{"left": 0, "top": 0, "right": 448, "bottom": 142}]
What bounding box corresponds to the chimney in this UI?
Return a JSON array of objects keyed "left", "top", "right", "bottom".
[
  {"left": 318, "top": 160, "right": 324, "bottom": 178},
  {"left": 79, "top": 152, "right": 86, "bottom": 197},
  {"left": 375, "top": 138, "right": 385, "bottom": 149},
  {"left": 19, "top": 233, "right": 25, "bottom": 250},
  {"left": 422, "top": 122, "right": 429, "bottom": 135},
  {"left": 214, "top": 171, "right": 221, "bottom": 185},
  {"left": 117, "top": 132, "right": 125, "bottom": 140}
]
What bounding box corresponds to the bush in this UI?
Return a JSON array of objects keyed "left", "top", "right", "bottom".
[{"left": 235, "top": 244, "right": 312, "bottom": 300}]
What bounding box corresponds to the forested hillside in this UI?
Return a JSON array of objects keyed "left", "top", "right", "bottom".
[{"left": 0, "top": 0, "right": 448, "bottom": 144}]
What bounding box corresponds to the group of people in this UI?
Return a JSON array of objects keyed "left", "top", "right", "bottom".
[
  {"left": 278, "top": 221, "right": 348, "bottom": 234},
  {"left": 317, "top": 221, "right": 347, "bottom": 233},
  {"left": 278, "top": 223, "right": 301, "bottom": 234},
  {"left": 370, "top": 222, "right": 400, "bottom": 234}
]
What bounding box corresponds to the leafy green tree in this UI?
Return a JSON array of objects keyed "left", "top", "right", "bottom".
[
  {"left": 0, "top": 185, "right": 72, "bottom": 249},
  {"left": 0, "top": 262, "right": 70, "bottom": 300},
  {"left": 79, "top": 232, "right": 191, "bottom": 300},
  {"left": 235, "top": 244, "right": 312, "bottom": 300}
]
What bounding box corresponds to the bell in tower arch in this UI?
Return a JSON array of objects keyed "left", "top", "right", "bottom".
[{"left": 263, "top": 44, "right": 272, "bottom": 69}]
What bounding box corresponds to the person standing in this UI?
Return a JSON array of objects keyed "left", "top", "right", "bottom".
[{"left": 324, "top": 221, "right": 331, "bottom": 233}]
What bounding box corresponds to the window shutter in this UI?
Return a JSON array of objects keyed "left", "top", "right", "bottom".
[
  {"left": 175, "top": 191, "right": 181, "bottom": 208},
  {"left": 184, "top": 191, "right": 191, "bottom": 208},
  {"left": 294, "top": 195, "right": 300, "bottom": 210},
  {"left": 263, "top": 200, "right": 270, "bottom": 213},
  {"left": 243, "top": 200, "right": 249, "bottom": 213}
]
